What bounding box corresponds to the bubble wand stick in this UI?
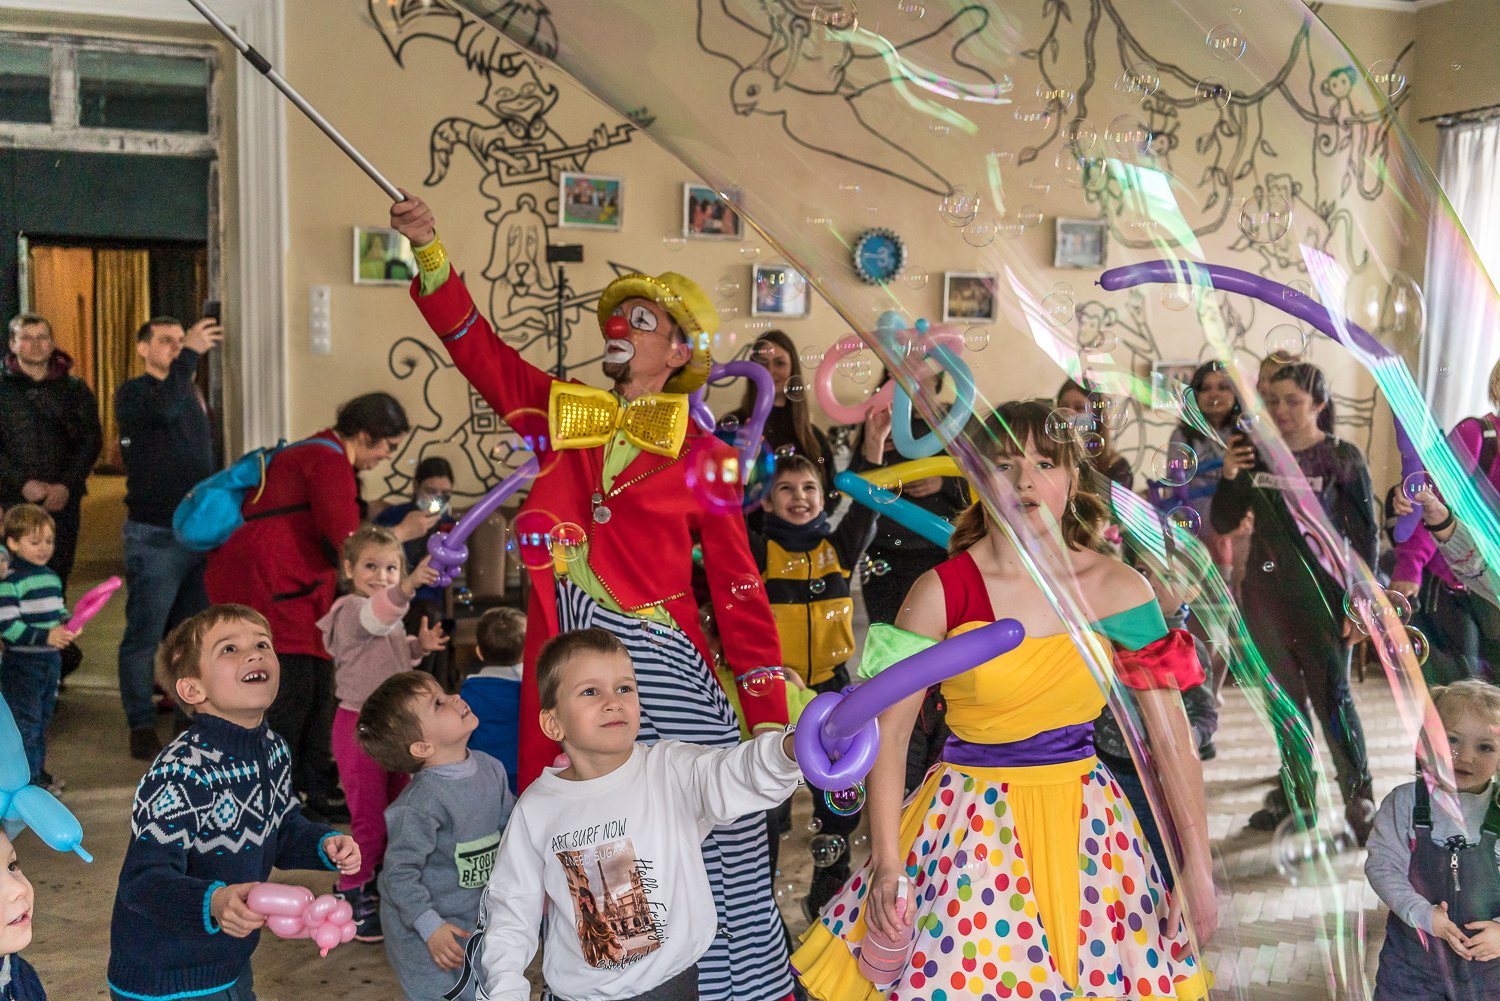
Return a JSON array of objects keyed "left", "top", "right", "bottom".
[{"left": 183, "top": 0, "right": 403, "bottom": 202}]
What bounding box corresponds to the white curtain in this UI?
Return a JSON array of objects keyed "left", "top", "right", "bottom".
[{"left": 1420, "top": 120, "right": 1500, "bottom": 430}]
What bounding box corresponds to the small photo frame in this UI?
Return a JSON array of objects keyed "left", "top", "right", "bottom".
[
  {"left": 1054, "top": 217, "right": 1108, "bottom": 269},
  {"left": 559, "top": 171, "right": 623, "bottom": 230},
  {"left": 353, "top": 226, "right": 418, "bottom": 286},
  {"left": 683, "top": 183, "right": 743, "bottom": 240},
  {"left": 1150, "top": 359, "right": 1199, "bottom": 413},
  {"left": 942, "top": 272, "right": 998, "bottom": 323},
  {"left": 751, "top": 264, "right": 810, "bottom": 318}
]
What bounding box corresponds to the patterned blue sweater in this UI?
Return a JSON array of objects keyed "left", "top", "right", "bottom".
[{"left": 107, "top": 714, "right": 337, "bottom": 999}]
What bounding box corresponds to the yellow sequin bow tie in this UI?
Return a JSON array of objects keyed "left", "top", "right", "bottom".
[{"left": 548, "top": 382, "right": 690, "bottom": 458}]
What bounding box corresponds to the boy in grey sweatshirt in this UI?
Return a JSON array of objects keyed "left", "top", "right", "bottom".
[{"left": 359, "top": 671, "right": 515, "bottom": 1001}]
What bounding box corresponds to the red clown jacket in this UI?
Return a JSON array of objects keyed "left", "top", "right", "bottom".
[{"left": 413, "top": 274, "right": 788, "bottom": 788}]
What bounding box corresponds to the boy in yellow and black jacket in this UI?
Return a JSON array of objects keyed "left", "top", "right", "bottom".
[{"left": 749, "top": 432, "right": 886, "bottom": 916}]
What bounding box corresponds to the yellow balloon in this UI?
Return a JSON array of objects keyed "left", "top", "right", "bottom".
[{"left": 860, "top": 457, "right": 962, "bottom": 490}]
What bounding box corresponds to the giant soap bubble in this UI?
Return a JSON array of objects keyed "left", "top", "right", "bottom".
[{"left": 437, "top": 2, "right": 1500, "bottom": 997}]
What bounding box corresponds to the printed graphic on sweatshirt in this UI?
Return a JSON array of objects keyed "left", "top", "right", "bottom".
[
  {"left": 455, "top": 831, "right": 501, "bottom": 889},
  {"left": 554, "top": 824, "right": 662, "bottom": 969}
]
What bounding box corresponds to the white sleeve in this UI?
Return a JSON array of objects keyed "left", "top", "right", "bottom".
[
  {"left": 675, "top": 733, "right": 802, "bottom": 835},
  {"left": 474, "top": 808, "right": 545, "bottom": 1001},
  {"left": 1364, "top": 784, "right": 1434, "bottom": 933}
]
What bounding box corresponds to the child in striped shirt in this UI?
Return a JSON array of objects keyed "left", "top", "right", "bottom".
[{"left": 0, "top": 506, "right": 76, "bottom": 789}]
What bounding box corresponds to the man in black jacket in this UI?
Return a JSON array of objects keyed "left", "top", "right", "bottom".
[
  {"left": 116, "top": 315, "right": 221, "bottom": 759},
  {"left": 0, "top": 314, "right": 103, "bottom": 589}
]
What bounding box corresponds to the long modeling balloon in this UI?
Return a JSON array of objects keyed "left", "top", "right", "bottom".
[
  {"left": 688, "top": 360, "right": 774, "bottom": 472},
  {"left": 814, "top": 313, "right": 969, "bottom": 427},
  {"left": 861, "top": 456, "right": 964, "bottom": 491},
  {"left": 0, "top": 699, "right": 89, "bottom": 861},
  {"left": 1100, "top": 260, "right": 1424, "bottom": 542},
  {"left": 795, "top": 618, "right": 1026, "bottom": 789},
  {"left": 426, "top": 456, "right": 540, "bottom": 586},
  {"left": 890, "top": 341, "right": 978, "bottom": 458},
  {"left": 67, "top": 575, "right": 122, "bottom": 632},
  {"left": 833, "top": 470, "right": 955, "bottom": 548}
]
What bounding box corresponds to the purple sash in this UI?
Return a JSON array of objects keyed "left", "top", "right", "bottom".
[{"left": 941, "top": 723, "right": 1095, "bottom": 768}]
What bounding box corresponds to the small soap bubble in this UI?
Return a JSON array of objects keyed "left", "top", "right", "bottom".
[
  {"left": 1240, "top": 194, "right": 1292, "bottom": 244},
  {"left": 1366, "top": 59, "right": 1407, "bottom": 99},
  {"left": 873, "top": 479, "right": 903, "bottom": 504},
  {"left": 997, "top": 216, "right": 1027, "bottom": 240},
  {"left": 785, "top": 377, "right": 809, "bottom": 402},
  {"left": 806, "top": 817, "right": 823, "bottom": 834},
  {"left": 963, "top": 327, "right": 991, "bottom": 352},
  {"left": 927, "top": 120, "right": 951, "bottom": 139},
  {"left": 810, "top": 833, "right": 848, "bottom": 868},
  {"left": 1206, "top": 22, "right": 1247, "bottom": 61},
  {"left": 1077, "top": 431, "right": 1106, "bottom": 458},
  {"left": 1385, "top": 588, "right": 1413, "bottom": 624},
  {"left": 1273, "top": 814, "right": 1355, "bottom": 886},
  {"left": 1196, "top": 77, "right": 1232, "bottom": 110},
  {"left": 1167, "top": 505, "right": 1202, "bottom": 536},
  {"left": 896, "top": 0, "right": 924, "bottom": 18},
  {"left": 1087, "top": 392, "right": 1129, "bottom": 431},
  {"left": 809, "top": 578, "right": 827, "bottom": 595},
  {"left": 1262, "top": 561, "right": 1276, "bottom": 573},
  {"left": 1012, "top": 101, "right": 1055, "bottom": 132},
  {"left": 546, "top": 522, "right": 588, "bottom": 564},
  {"left": 1061, "top": 118, "right": 1099, "bottom": 155},
  {"left": 1160, "top": 284, "right": 1197, "bottom": 312},
  {"left": 662, "top": 233, "right": 686, "bottom": 253},
  {"left": 1045, "top": 408, "right": 1079, "bottom": 444},
  {"left": 939, "top": 185, "right": 980, "bottom": 227},
  {"left": 1041, "top": 291, "right": 1075, "bottom": 327},
  {"left": 799, "top": 346, "right": 825, "bottom": 367},
  {"left": 1402, "top": 470, "right": 1434, "bottom": 501},
  {"left": 718, "top": 414, "right": 741, "bottom": 433},
  {"left": 903, "top": 268, "right": 930, "bottom": 290},
  {"left": 962, "top": 216, "right": 997, "bottom": 247},
  {"left": 731, "top": 574, "right": 762, "bottom": 601},
  {"left": 810, "top": 3, "right": 858, "bottom": 30},
  {"left": 740, "top": 246, "right": 762, "bottom": 262},
  {"left": 716, "top": 275, "right": 742, "bottom": 297},
  {"left": 1343, "top": 579, "right": 1386, "bottom": 623},
  {"left": 738, "top": 666, "right": 784, "bottom": 697},
  {"left": 1036, "top": 83, "right": 1076, "bottom": 112},
  {"left": 1265, "top": 324, "right": 1308, "bottom": 362},
  {"left": 1117, "top": 62, "right": 1161, "bottom": 98},
  {"left": 1105, "top": 114, "right": 1153, "bottom": 158},
  {"left": 825, "top": 784, "right": 866, "bottom": 816},
  {"left": 1151, "top": 442, "right": 1199, "bottom": 487}
]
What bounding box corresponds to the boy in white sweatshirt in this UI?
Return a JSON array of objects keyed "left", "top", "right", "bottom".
[{"left": 470, "top": 627, "right": 805, "bottom": 1001}]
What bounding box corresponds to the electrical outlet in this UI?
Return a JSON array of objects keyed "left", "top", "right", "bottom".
[{"left": 309, "top": 284, "right": 332, "bottom": 355}]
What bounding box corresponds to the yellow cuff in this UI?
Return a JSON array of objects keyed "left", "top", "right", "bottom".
[{"left": 413, "top": 235, "right": 447, "bottom": 274}]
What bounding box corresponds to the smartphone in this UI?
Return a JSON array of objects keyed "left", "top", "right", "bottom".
[{"left": 201, "top": 300, "right": 221, "bottom": 323}]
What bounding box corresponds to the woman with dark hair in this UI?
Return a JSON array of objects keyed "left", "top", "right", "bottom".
[
  {"left": 732, "top": 329, "right": 837, "bottom": 496},
  {"left": 1212, "top": 361, "right": 1376, "bottom": 838},
  {"left": 375, "top": 455, "right": 456, "bottom": 678},
  {"left": 206, "top": 390, "right": 411, "bottom": 821},
  {"left": 1157, "top": 361, "right": 1245, "bottom": 580},
  {"left": 795, "top": 400, "right": 1215, "bottom": 1001},
  {"left": 1057, "top": 377, "right": 1133, "bottom": 489}
]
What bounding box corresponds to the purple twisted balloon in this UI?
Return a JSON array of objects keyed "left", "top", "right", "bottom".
[
  {"left": 796, "top": 618, "right": 1026, "bottom": 790},
  {"left": 426, "top": 455, "right": 540, "bottom": 586},
  {"left": 1100, "top": 260, "right": 1424, "bottom": 543},
  {"left": 688, "top": 360, "right": 775, "bottom": 470}
]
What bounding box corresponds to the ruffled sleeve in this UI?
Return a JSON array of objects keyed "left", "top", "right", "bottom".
[
  {"left": 1113, "top": 629, "right": 1207, "bottom": 691},
  {"left": 856, "top": 623, "right": 939, "bottom": 680}
]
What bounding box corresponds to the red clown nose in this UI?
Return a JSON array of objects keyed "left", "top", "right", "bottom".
[{"left": 604, "top": 315, "right": 630, "bottom": 339}]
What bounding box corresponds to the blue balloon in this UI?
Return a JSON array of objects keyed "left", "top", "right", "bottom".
[
  {"left": 0, "top": 698, "right": 89, "bottom": 861},
  {"left": 833, "top": 470, "right": 954, "bottom": 548},
  {"left": 890, "top": 341, "right": 977, "bottom": 459}
]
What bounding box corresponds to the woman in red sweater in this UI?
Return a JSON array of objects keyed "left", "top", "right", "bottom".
[{"left": 205, "top": 392, "right": 410, "bottom": 820}]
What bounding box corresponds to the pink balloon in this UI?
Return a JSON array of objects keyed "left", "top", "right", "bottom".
[
  {"left": 329, "top": 900, "right": 354, "bottom": 925},
  {"left": 305, "top": 894, "right": 338, "bottom": 924},
  {"left": 812, "top": 325, "right": 967, "bottom": 424},
  {"left": 247, "top": 882, "right": 314, "bottom": 918},
  {"left": 313, "top": 921, "right": 342, "bottom": 956},
  {"left": 552, "top": 752, "right": 571, "bottom": 768},
  {"left": 66, "top": 575, "right": 121, "bottom": 632},
  {"left": 265, "top": 914, "right": 308, "bottom": 939},
  {"left": 338, "top": 920, "right": 357, "bottom": 943}
]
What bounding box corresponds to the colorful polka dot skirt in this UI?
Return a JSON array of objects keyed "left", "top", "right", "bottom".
[{"left": 796, "top": 759, "right": 1206, "bottom": 1001}]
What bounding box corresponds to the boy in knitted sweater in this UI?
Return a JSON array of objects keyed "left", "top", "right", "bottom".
[
  {"left": 107, "top": 605, "right": 361, "bottom": 1001},
  {"left": 358, "top": 671, "right": 514, "bottom": 1001}
]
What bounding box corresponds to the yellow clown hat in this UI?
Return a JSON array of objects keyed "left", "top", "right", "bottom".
[{"left": 597, "top": 271, "right": 717, "bottom": 394}]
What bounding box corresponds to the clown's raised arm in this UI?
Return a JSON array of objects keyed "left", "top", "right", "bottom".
[{"left": 390, "top": 193, "right": 790, "bottom": 790}]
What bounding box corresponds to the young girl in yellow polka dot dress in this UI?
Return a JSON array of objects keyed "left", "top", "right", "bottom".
[{"left": 793, "top": 401, "right": 1218, "bottom": 1001}]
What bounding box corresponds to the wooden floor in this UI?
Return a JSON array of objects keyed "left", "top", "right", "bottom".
[{"left": 31, "top": 561, "right": 1407, "bottom": 999}]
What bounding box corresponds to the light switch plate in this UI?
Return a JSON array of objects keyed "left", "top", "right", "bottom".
[{"left": 309, "top": 284, "right": 332, "bottom": 355}]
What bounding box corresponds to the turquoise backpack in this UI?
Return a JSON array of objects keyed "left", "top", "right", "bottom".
[{"left": 172, "top": 437, "right": 346, "bottom": 552}]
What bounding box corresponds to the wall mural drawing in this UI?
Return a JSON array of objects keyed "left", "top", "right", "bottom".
[{"left": 369, "top": 0, "right": 640, "bottom": 497}]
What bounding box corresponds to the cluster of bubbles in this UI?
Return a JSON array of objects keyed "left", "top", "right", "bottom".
[
  {"left": 1343, "top": 579, "right": 1428, "bottom": 666},
  {"left": 809, "top": 833, "right": 849, "bottom": 869},
  {"left": 858, "top": 555, "right": 893, "bottom": 583}
]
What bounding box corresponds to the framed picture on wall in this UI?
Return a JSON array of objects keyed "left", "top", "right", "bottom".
[
  {"left": 683, "top": 183, "right": 743, "bottom": 240},
  {"left": 942, "top": 272, "right": 998, "bottom": 322},
  {"left": 1150, "top": 359, "right": 1199, "bottom": 412},
  {"left": 1054, "top": 217, "right": 1108, "bottom": 269},
  {"left": 559, "top": 171, "right": 623, "bottom": 229},
  {"left": 352, "top": 226, "right": 418, "bottom": 286},
  {"left": 751, "top": 264, "right": 810, "bottom": 318}
]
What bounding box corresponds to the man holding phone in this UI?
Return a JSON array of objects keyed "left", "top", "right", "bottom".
[{"left": 115, "top": 310, "right": 223, "bottom": 760}]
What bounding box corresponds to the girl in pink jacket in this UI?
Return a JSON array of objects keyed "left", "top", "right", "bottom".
[{"left": 318, "top": 525, "right": 448, "bottom": 942}]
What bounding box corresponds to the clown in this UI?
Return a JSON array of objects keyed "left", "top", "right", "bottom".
[{"left": 391, "top": 192, "right": 795, "bottom": 1001}]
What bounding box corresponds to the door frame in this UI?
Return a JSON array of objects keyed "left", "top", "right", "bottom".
[{"left": 9, "top": 0, "right": 287, "bottom": 453}]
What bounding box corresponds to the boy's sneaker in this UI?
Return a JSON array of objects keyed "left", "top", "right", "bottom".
[{"left": 333, "top": 883, "right": 383, "bottom": 943}]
